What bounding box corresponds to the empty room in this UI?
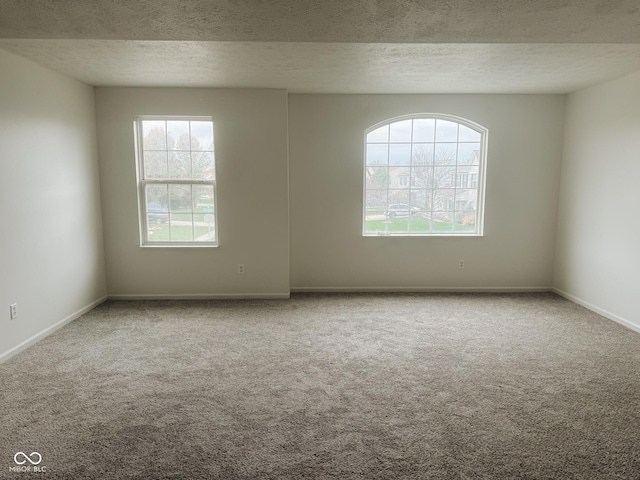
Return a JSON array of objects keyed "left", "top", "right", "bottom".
[{"left": 1, "top": 1, "right": 639, "bottom": 478}]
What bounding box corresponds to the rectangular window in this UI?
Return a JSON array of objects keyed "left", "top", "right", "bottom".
[{"left": 135, "top": 116, "right": 217, "bottom": 246}]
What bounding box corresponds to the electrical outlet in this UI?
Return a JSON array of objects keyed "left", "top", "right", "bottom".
[
  {"left": 238, "top": 264, "right": 245, "bottom": 274},
  {"left": 459, "top": 260, "right": 465, "bottom": 269},
  {"left": 10, "top": 303, "right": 17, "bottom": 319}
]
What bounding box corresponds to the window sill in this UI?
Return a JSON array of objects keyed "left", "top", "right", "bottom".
[
  {"left": 140, "top": 243, "right": 219, "bottom": 248},
  {"left": 363, "top": 233, "right": 483, "bottom": 237}
]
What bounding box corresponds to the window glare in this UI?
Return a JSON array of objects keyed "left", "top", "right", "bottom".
[
  {"left": 459, "top": 124, "right": 482, "bottom": 142},
  {"left": 191, "top": 121, "right": 214, "bottom": 151},
  {"left": 389, "top": 120, "right": 412, "bottom": 142},
  {"left": 435, "top": 120, "right": 458, "bottom": 142},
  {"left": 367, "top": 125, "right": 389, "bottom": 143},
  {"left": 413, "top": 119, "right": 435, "bottom": 142}
]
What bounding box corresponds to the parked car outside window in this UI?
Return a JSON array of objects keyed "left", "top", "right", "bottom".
[
  {"left": 385, "top": 204, "right": 420, "bottom": 218},
  {"left": 147, "top": 203, "right": 170, "bottom": 224}
]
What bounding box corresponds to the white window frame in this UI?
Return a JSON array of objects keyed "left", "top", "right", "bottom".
[
  {"left": 134, "top": 115, "right": 218, "bottom": 247},
  {"left": 363, "top": 113, "right": 488, "bottom": 237}
]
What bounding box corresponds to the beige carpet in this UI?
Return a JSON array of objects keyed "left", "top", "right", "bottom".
[{"left": 1, "top": 293, "right": 639, "bottom": 479}]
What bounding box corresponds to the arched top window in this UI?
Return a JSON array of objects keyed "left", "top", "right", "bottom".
[{"left": 363, "top": 114, "right": 488, "bottom": 236}]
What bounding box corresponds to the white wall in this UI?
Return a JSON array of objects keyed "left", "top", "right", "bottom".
[
  {"left": 554, "top": 71, "right": 640, "bottom": 332},
  {"left": 289, "top": 94, "right": 566, "bottom": 290},
  {"left": 95, "top": 88, "right": 289, "bottom": 298},
  {"left": 0, "top": 49, "right": 106, "bottom": 361}
]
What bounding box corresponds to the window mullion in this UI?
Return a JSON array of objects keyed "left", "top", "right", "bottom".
[
  {"left": 453, "top": 124, "right": 460, "bottom": 232},
  {"left": 386, "top": 140, "right": 390, "bottom": 234},
  {"left": 430, "top": 141, "right": 436, "bottom": 233},
  {"left": 408, "top": 119, "right": 414, "bottom": 232}
]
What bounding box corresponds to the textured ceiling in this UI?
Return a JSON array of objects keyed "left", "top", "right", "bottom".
[
  {"left": 1, "top": 0, "right": 640, "bottom": 93},
  {"left": 2, "top": 0, "right": 640, "bottom": 43},
  {"left": 3, "top": 40, "right": 640, "bottom": 94}
]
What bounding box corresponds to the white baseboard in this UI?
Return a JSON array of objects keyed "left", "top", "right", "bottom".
[
  {"left": 291, "top": 286, "right": 553, "bottom": 293},
  {"left": 0, "top": 296, "right": 108, "bottom": 364},
  {"left": 108, "top": 293, "right": 291, "bottom": 300},
  {"left": 552, "top": 288, "right": 640, "bottom": 334}
]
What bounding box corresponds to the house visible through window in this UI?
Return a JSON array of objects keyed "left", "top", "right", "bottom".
[
  {"left": 135, "top": 116, "right": 217, "bottom": 246},
  {"left": 364, "top": 114, "right": 487, "bottom": 236}
]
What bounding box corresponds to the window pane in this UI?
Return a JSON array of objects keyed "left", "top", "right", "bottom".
[
  {"left": 194, "top": 184, "right": 216, "bottom": 242},
  {"left": 364, "top": 189, "right": 389, "bottom": 234},
  {"left": 390, "top": 218, "right": 410, "bottom": 233},
  {"left": 145, "top": 185, "right": 170, "bottom": 241},
  {"left": 412, "top": 144, "right": 434, "bottom": 165},
  {"left": 146, "top": 222, "right": 168, "bottom": 241},
  {"left": 191, "top": 121, "right": 214, "bottom": 151},
  {"left": 433, "top": 166, "right": 456, "bottom": 188},
  {"left": 433, "top": 212, "right": 454, "bottom": 233},
  {"left": 457, "top": 143, "right": 481, "bottom": 165},
  {"left": 410, "top": 189, "right": 430, "bottom": 211},
  {"left": 435, "top": 120, "right": 458, "bottom": 142},
  {"left": 366, "top": 144, "right": 388, "bottom": 165},
  {"left": 412, "top": 119, "right": 435, "bottom": 142},
  {"left": 469, "top": 169, "right": 479, "bottom": 188},
  {"left": 459, "top": 124, "right": 481, "bottom": 142},
  {"left": 366, "top": 167, "right": 390, "bottom": 190},
  {"left": 146, "top": 184, "right": 169, "bottom": 212},
  {"left": 363, "top": 221, "right": 382, "bottom": 235},
  {"left": 169, "top": 184, "right": 192, "bottom": 212},
  {"left": 389, "top": 120, "right": 412, "bottom": 142},
  {"left": 167, "top": 121, "right": 190, "bottom": 151},
  {"left": 142, "top": 121, "right": 166, "bottom": 150},
  {"left": 193, "top": 184, "right": 215, "bottom": 212},
  {"left": 408, "top": 216, "right": 431, "bottom": 234},
  {"left": 388, "top": 189, "right": 410, "bottom": 207},
  {"left": 454, "top": 189, "right": 479, "bottom": 211},
  {"left": 192, "top": 152, "right": 215, "bottom": 180},
  {"left": 367, "top": 125, "right": 389, "bottom": 143},
  {"left": 412, "top": 167, "right": 431, "bottom": 188},
  {"left": 143, "top": 151, "right": 168, "bottom": 179},
  {"left": 434, "top": 143, "right": 457, "bottom": 165},
  {"left": 196, "top": 218, "right": 216, "bottom": 242},
  {"left": 389, "top": 144, "right": 411, "bottom": 166},
  {"left": 432, "top": 189, "right": 455, "bottom": 211},
  {"left": 170, "top": 213, "right": 194, "bottom": 242},
  {"left": 455, "top": 212, "right": 477, "bottom": 232},
  {"left": 389, "top": 166, "right": 409, "bottom": 189},
  {"left": 456, "top": 167, "right": 479, "bottom": 188},
  {"left": 366, "top": 190, "right": 387, "bottom": 213},
  {"left": 470, "top": 150, "right": 481, "bottom": 167},
  {"left": 386, "top": 190, "right": 412, "bottom": 233},
  {"left": 168, "top": 151, "right": 191, "bottom": 179}
]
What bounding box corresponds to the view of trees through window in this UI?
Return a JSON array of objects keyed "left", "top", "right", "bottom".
[
  {"left": 364, "top": 115, "right": 486, "bottom": 236},
  {"left": 137, "top": 118, "right": 217, "bottom": 245}
]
